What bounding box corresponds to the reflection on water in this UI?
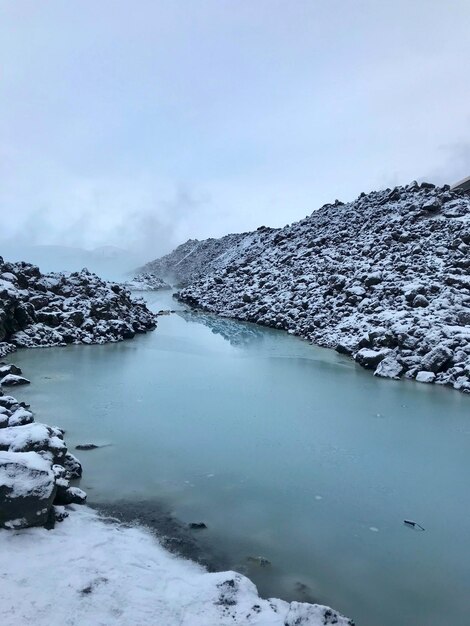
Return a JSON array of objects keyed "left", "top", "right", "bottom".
[
  {"left": 10, "top": 291, "right": 470, "bottom": 626},
  {"left": 177, "top": 308, "right": 267, "bottom": 347}
]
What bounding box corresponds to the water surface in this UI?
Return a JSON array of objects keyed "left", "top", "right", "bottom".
[{"left": 12, "top": 291, "right": 470, "bottom": 626}]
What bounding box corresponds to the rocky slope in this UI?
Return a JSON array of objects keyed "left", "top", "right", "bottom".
[
  {"left": 121, "top": 272, "right": 171, "bottom": 291},
  {"left": 137, "top": 233, "right": 253, "bottom": 286},
  {"left": 141, "top": 181, "right": 470, "bottom": 392},
  {"left": 0, "top": 257, "right": 157, "bottom": 356}
]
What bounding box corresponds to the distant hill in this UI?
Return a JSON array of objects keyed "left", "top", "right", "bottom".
[{"left": 0, "top": 244, "right": 143, "bottom": 281}]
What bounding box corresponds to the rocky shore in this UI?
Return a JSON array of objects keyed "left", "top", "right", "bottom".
[
  {"left": 0, "top": 362, "right": 354, "bottom": 625},
  {"left": 0, "top": 361, "right": 85, "bottom": 529},
  {"left": 0, "top": 257, "right": 157, "bottom": 357},
  {"left": 141, "top": 181, "right": 470, "bottom": 392}
]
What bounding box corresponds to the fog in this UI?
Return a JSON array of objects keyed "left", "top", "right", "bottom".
[{"left": 1, "top": 1, "right": 469, "bottom": 275}]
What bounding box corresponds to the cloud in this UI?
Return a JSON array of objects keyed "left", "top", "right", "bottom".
[{"left": 1, "top": 0, "right": 470, "bottom": 268}]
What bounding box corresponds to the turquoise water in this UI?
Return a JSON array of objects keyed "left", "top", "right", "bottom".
[{"left": 11, "top": 291, "right": 470, "bottom": 626}]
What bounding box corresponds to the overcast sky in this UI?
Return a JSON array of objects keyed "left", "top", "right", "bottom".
[{"left": 1, "top": 1, "right": 470, "bottom": 262}]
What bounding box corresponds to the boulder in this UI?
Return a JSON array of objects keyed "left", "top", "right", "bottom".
[
  {"left": 412, "top": 295, "right": 429, "bottom": 308},
  {"left": 63, "top": 452, "right": 83, "bottom": 478},
  {"left": 0, "top": 450, "right": 57, "bottom": 529},
  {"left": 0, "top": 423, "right": 67, "bottom": 463},
  {"left": 374, "top": 356, "right": 405, "bottom": 379},
  {"left": 7, "top": 408, "right": 34, "bottom": 427},
  {"left": 0, "top": 374, "right": 30, "bottom": 386},
  {"left": 416, "top": 371, "right": 436, "bottom": 384},
  {"left": 0, "top": 364, "right": 22, "bottom": 376},
  {"left": 55, "top": 485, "right": 87, "bottom": 505},
  {"left": 354, "top": 348, "right": 390, "bottom": 369},
  {"left": 421, "top": 346, "right": 453, "bottom": 373},
  {"left": 422, "top": 197, "right": 441, "bottom": 212}
]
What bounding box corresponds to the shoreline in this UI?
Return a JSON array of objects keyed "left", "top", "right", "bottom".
[
  {"left": 0, "top": 349, "right": 354, "bottom": 626},
  {"left": 174, "top": 292, "right": 470, "bottom": 396}
]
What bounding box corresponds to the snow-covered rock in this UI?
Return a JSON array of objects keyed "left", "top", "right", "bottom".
[
  {"left": 63, "top": 452, "right": 82, "bottom": 479},
  {"left": 121, "top": 272, "right": 171, "bottom": 291},
  {"left": 0, "top": 365, "right": 87, "bottom": 529},
  {"left": 416, "top": 371, "right": 436, "bottom": 384},
  {"left": 142, "top": 181, "right": 470, "bottom": 392},
  {"left": 0, "top": 363, "right": 22, "bottom": 376},
  {"left": 7, "top": 407, "right": 34, "bottom": 427},
  {"left": 0, "top": 422, "right": 67, "bottom": 463},
  {"left": 0, "top": 451, "right": 56, "bottom": 529},
  {"left": 374, "top": 355, "right": 404, "bottom": 379},
  {"left": 0, "top": 259, "right": 157, "bottom": 353},
  {"left": 0, "top": 373, "right": 30, "bottom": 386},
  {"left": 354, "top": 348, "right": 390, "bottom": 370}
]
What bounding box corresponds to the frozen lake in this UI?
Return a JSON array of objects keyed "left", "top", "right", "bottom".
[{"left": 12, "top": 290, "right": 470, "bottom": 626}]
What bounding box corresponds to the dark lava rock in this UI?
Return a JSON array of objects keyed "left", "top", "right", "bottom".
[
  {"left": 0, "top": 451, "right": 57, "bottom": 529},
  {"left": 63, "top": 452, "right": 83, "bottom": 478}
]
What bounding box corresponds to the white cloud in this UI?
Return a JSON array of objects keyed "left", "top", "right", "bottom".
[{"left": 1, "top": 0, "right": 469, "bottom": 264}]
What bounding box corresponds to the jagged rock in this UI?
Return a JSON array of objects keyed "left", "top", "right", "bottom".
[
  {"left": 0, "top": 364, "right": 22, "bottom": 376},
  {"left": 7, "top": 408, "right": 34, "bottom": 427},
  {"left": 0, "top": 395, "right": 21, "bottom": 410},
  {"left": 421, "top": 346, "right": 453, "bottom": 373},
  {"left": 63, "top": 452, "right": 82, "bottom": 478},
  {"left": 0, "top": 451, "right": 57, "bottom": 529},
  {"left": 0, "top": 423, "right": 67, "bottom": 463},
  {"left": 412, "top": 294, "right": 429, "bottom": 308},
  {"left": 56, "top": 486, "right": 87, "bottom": 505},
  {"left": 354, "top": 348, "right": 390, "bottom": 369},
  {"left": 374, "top": 356, "right": 404, "bottom": 379},
  {"left": 416, "top": 371, "right": 436, "bottom": 383}
]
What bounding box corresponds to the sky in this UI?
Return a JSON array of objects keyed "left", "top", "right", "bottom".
[{"left": 1, "top": 0, "right": 470, "bottom": 265}]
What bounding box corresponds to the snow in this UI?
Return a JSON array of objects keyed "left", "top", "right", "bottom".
[
  {"left": 0, "top": 374, "right": 30, "bottom": 386},
  {"left": 0, "top": 423, "right": 66, "bottom": 460},
  {"left": 0, "top": 506, "right": 353, "bottom": 626},
  {"left": 0, "top": 451, "right": 55, "bottom": 499},
  {"left": 416, "top": 371, "right": 436, "bottom": 383}
]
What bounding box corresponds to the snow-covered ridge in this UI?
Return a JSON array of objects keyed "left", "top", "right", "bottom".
[
  {"left": 143, "top": 181, "right": 470, "bottom": 392},
  {"left": 0, "top": 257, "right": 157, "bottom": 355}
]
